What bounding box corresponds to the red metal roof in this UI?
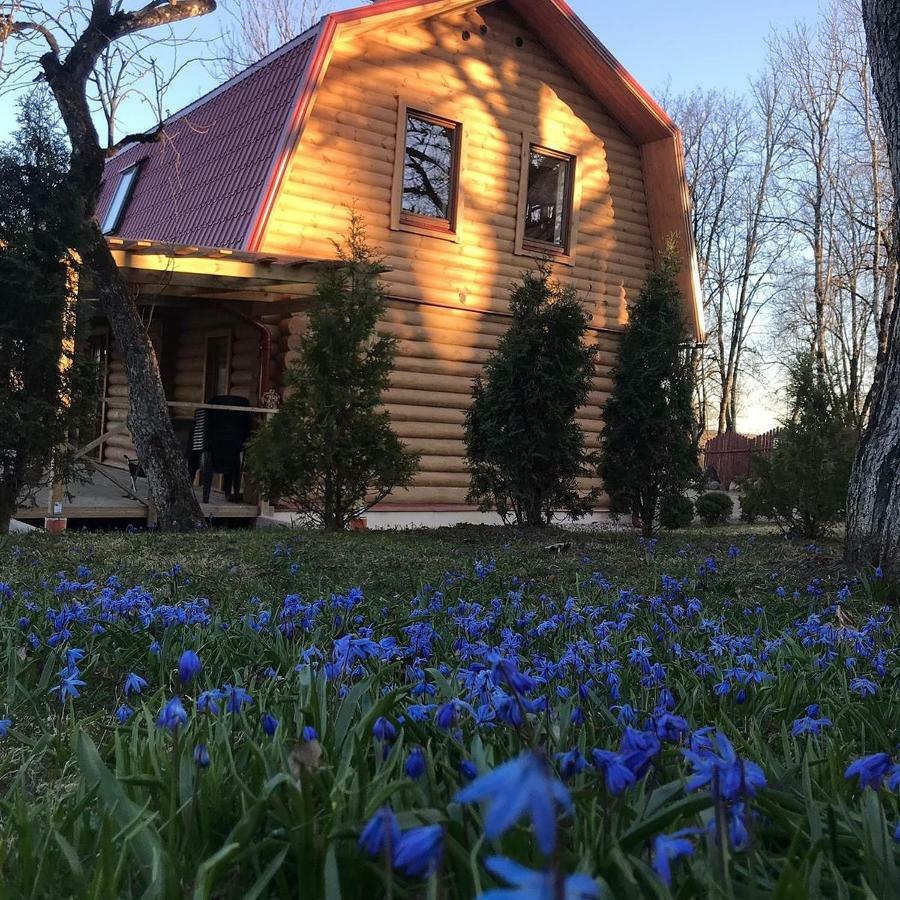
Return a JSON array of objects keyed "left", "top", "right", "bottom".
[{"left": 97, "top": 28, "right": 320, "bottom": 249}]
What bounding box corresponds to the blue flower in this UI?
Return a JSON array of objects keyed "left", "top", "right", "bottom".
[
  {"left": 405, "top": 747, "right": 426, "bottom": 779},
  {"left": 653, "top": 829, "right": 697, "bottom": 887},
  {"left": 359, "top": 806, "right": 400, "bottom": 858},
  {"left": 0, "top": 718, "right": 11, "bottom": 738},
  {"left": 591, "top": 749, "right": 637, "bottom": 795},
  {"left": 459, "top": 760, "right": 478, "bottom": 781},
  {"left": 261, "top": 712, "right": 279, "bottom": 737},
  {"left": 49, "top": 666, "right": 86, "bottom": 704},
  {"left": 115, "top": 704, "right": 134, "bottom": 725},
  {"left": 193, "top": 743, "right": 211, "bottom": 768},
  {"left": 178, "top": 650, "right": 202, "bottom": 684},
  {"left": 372, "top": 716, "right": 397, "bottom": 742},
  {"left": 557, "top": 748, "right": 586, "bottom": 779},
  {"left": 845, "top": 752, "right": 893, "bottom": 790},
  {"left": 455, "top": 751, "right": 572, "bottom": 854},
  {"left": 197, "top": 689, "right": 224, "bottom": 715},
  {"left": 393, "top": 824, "right": 443, "bottom": 878},
  {"left": 479, "top": 856, "right": 599, "bottom": 900},
  {"left": 791, "top": 708, "right": 832, "bottom": 737},
  {"left": 683, "top": 731, "right": 766, "bottom": 801},
  {"left": 302, "top": 725, "right": 318, "bottom": 741},
  {"left": 123, "top": 672, "right": 147, "bottom": 696},
  {"left": 156, "top": 696, "right": 188, "bottom": 731},
  {"left": 223, "top": 684, "right": 253, "bottom": 714},
  {"left": 850, "top": 677, "right": 878, "bottom": 698}
]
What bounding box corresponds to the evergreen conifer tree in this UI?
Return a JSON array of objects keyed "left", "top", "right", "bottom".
[
  {"left": 599, "top": 248, "right": 700, "bottom": 536},
  {"left": 247, "top": 215, "right": 418, "bottom": 530},
  {"left": 465, "top": 264, "right": 600, "bottom": 526},
  {"left": 0, "top": 92, "right": 96, "bottom": 532}
]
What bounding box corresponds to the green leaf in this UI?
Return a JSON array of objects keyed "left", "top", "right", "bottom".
[
  {"left": 191, "top": 842, "right": 241, "bottom": 900},
  {"left": 75, "top": 729, "right": 165, "bottom": 895}
]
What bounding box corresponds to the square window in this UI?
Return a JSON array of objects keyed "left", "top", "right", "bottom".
[
  {"left": 101, "top": 164, "right": 141, "bottom": 235},
  {"left": 523, "top": 147, "right": 574, "bottom": 251},
  {"left": 400, "top": 111, "right": 460, "bottom": 229}
]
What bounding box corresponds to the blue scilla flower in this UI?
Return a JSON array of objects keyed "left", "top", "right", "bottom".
[
  {"left": 0, "top": 718, "right": 11, "bottom": 738},
  {"left": 556, "top": 748, "right": 586, "bottom": 779},
  {"left": 123, "top": 672, "right": 147, "bottom": 696},
  {"left": 455, "top": 751, "right": 572, "bottom": 854},
  {"left": 302, "top": 725, "right": 318, "bottom": 742},
  {"left": 115, "top": 705, "right": 134, "bottom": 725},
  {"left": 193, "top": 744, "right": 211, "bottom": 769},
  {"left": 653, "top": 829, "right": 698, "bottom": 886},
  {"left": 683, "top": 731, "right": 766, "bottom": 802},
  {"left": 197, "top": 689, "right": 224, "bottom": 715},
  {"left": 156, "top": 696, "right": 188, "bottom": 731},
  {"left": 888, "top": 766, "right": 900, "bottom": 792},
  {"left": 479, "top": 857, "right": 599, "bottom": 900},
  {"left": 372, "top": 716, "right": 396, "bottom": 742},
  {"left": 850, "top": 677, "right": 878, "bottom": 698},
  {"left": 223, "top": 684, "right": 253, "bottom": 714},
  {"left": 50, "top": 666, "right": 86, "bottom": 704},
  {"left": 261, "top": 712, "right": 279, "bottom": 737},
  {"left": 178, "top": 650, "right": 202, "bottom": 684},
  {"left": 359, "top": 806, "right": 400, "bottom": 858},
  {"left": 591, "top": 749, "right": 637, "bottom": 795},
  {"left": 845, "top": 752, "right": 893, "bottom": 790},
  {"left": 405, "top": 747, "right": 426, "bottom": 779},
  {"left": 149, "top": 640, "right": 161, "bottom": 656},
  {"left": 393, "top": 824, "right": 443, "bottom": 878},
  {"left": 459, "top": 760, "right": 478, "bottom": 781},
  {"left": 791, "top": 707, "right": 832, "bottom": 737}
]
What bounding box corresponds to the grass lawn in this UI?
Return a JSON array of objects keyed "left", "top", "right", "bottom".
[{"left": 0, "top": 525, "right": 896, "bottom": 898}]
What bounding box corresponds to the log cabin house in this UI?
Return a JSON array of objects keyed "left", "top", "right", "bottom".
[{"left": 45, "top": 0, "right": 703, "bottom": 527}]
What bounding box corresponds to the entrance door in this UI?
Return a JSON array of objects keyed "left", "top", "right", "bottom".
[{"left": 203, "top": 332, "right": 232, "bottom": 401}]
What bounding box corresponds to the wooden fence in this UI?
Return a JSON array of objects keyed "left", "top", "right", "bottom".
[{"left": 702, "top": 428, "right": 782, "bottom": 488}]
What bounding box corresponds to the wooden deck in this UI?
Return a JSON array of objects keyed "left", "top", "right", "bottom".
[{"left": 16, "top": 464, "right": 259, "bottom": 525}]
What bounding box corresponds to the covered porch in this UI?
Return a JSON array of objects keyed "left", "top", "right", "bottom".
[{"left": 30, "top": 239, "right": 333, "bottom": 529}]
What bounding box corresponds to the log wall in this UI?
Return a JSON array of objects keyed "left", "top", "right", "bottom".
[
  {"left": 260, "top": 2, "right": 653, "bottom": 330},
  {"left": 101, "top": 307, "right": 265, "bottom": 468},
  {"left": 277, "top": 297, "right": 613, "bottom": 507}
]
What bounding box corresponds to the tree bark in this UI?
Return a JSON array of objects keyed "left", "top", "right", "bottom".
[
  {"left": 30, "top": 2, "right": 210, "bottom": 531},
  {"left": 84, "top": 230, "right": 204, "bottom": 529},
  {"left": 847, "top": 0, "right": 900, "bottom": 576}
]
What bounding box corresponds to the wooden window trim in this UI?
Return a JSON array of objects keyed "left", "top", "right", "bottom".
[
  {"left": 202, "top": 329, "right": 233, "bottom": 402},
  {"left": 391, "top": 98, "right": 465, "bottom": 243},
  {"left": 514, "top": 135, "right": 581, "bottom": 267}
]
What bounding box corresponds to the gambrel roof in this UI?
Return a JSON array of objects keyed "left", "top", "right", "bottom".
[{"left": 98, "top": 0, "right": 702, "bottom": 335}]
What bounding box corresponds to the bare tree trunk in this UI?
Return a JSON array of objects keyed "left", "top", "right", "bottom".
[
  {"left": 847, "top": 0, "right": 900, "bottom": 575},
  {"left": 84, "top": 231, "right": 203, "bottom": 529},
  {"left": 15, "top": 2, "right": 213, "bottom": 532}
]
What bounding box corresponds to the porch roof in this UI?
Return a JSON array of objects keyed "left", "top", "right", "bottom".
[{"left": 94, "top": 237, "right": 339, "bottom": 303}]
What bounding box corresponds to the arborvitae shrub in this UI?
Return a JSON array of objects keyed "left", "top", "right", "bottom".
[
  {"left": 598, "top": 247, "right": 700, "bottom": 536},
  {"left": 742, "top": 354, "right": 857, "bottom": 538},
  {"left": 247, "top": 215, "right": 419, "bottom": 530},
  {"left": 465, "top": 263, "right": 600, "bottom": 526}
]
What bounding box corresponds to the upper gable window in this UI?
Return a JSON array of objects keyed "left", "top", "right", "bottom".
[
  {"left": 101, "top": 164, "right": 141, "bottom": 234},
  {"left": 400, "top": 110, "right": 461, "bottom": 230},
  {"left": 522, "top": 146, "right": 575, "bottom": 252}
]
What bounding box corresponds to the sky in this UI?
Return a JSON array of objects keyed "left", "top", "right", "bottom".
[{"left": 2, "top": 0, "right": 824, "bottom": 431}]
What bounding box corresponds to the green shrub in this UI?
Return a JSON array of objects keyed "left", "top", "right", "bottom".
[
  {"left": 247, "top": 215, "right": 418, "bottom": 530},
  {"left": 695, "top": 491, "right": 734, "bottom": 526},
  {"left": 465, "top": 262, "right": 600, "bottom": 526},
  {"left": 741, "top": 354, "right": 857, "bottom": 539},
  {"left": 739, "top": 484, "right": 770, "bottom": 524},
  {"left": 659, "top": 493, "right": 695, "bottom": 530},
  {"left": 598, "top": 245, "right": 700, "bottom": 536}
]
